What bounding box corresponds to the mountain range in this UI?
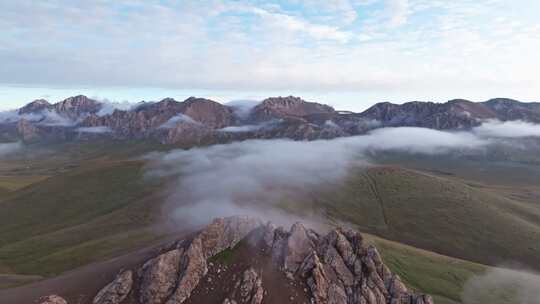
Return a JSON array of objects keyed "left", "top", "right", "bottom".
[{"left": 2, "top": 95, "right": 540, "bottom": 145}]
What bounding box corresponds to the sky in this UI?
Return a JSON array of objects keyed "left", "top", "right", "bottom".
[{"left": 1, "top": 0, "right": 539, "bottom": 111}]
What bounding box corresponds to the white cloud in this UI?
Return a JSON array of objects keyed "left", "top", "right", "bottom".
[
  {"left": 159, "top": 114, "right": 201, "bottom": 129},
  {"left": 473, "top": 120, "right": 540, "bottom": 138},
  {"left": 251, "top": 8, "right": 353, "bottom": 43},
  {"left": 218, "top": 125, "right": 261, "bottom": 133},
  {"left": 96, "top": 100, "right": 134, "bottom": 116},
  {"left": 218, "top": 119, "right": 282, "bottom": 133},
  {"left": 385, "top": 0, "right": 409, "bottom": 27},
  {"left": 36, "top": 110, "right": 77, "bottom": 127},
  {"left": 462, "top": 267, "right": 540, "bottom": 304},
  {"left": 226, "top": 100, "right": 261, "bottom": 120},
  {"left": 0, "top": 108, "right": 76, "bottom": 126},
  {"left": 146, "top": 126, "right": 497, "bottom": 226},
  {"left": 76, "top": 126, "right": 112, "bottom": 134},
  {"left": 0, "top": 142, "right": 22, "bottom": 157}
]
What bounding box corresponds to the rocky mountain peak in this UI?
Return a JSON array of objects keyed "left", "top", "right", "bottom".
[
  {"left": 483, "top": 98, "right": 540, "bottom": 122},
  {"left": 19, "top": 99, "right": 53, "bottom": 114},
  {"left": 180, "top": 97, "right": 234, "bottom": 129},
  {"left": 54, "top": 95, "right": 102, "bottom": 119},
  {"left": 252, "top": 96, "right": 335, "bottom": 122},
  {"left": 40, "top": 216, "right": 433, "bottom": 304}
]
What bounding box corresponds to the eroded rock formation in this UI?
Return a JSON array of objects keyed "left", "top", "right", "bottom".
[{"left": 41, "top": 216, "right": 433, "bottom": 304}]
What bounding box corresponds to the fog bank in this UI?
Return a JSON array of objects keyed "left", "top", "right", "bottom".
[
  {"left": 473, "top": 120, "right": 540, "bottom": 138},
  {"left": 146, "top": 124, "right": 531, "bottom": 227},
  {"left": 462, "top": 267, "right": 540, "bottom": 304},
  {"left": 0, "top": 142, "right": 22, "bottom": 157}
]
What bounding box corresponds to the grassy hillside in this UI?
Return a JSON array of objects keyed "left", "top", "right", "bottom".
[
  {"left": 280, "top": 166, "right": 540, "bottom": 271},
  {"left": 0, "top": 159, "right": 166, "bottom": 276},
  {"left": 364, "top": 233, "right": 485, "bottom": 304}
]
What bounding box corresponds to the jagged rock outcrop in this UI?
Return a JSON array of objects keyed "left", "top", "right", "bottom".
[
  {"left": 251, "top": 96, "right": 335, "bottom": 123},
  {"left": 93, "top": 270, "right": 133, "bottom": 304},
  {"left": 358, "top": 99, "right": 497, "bottom": 130},
  {"left": 38, "top": 295, "right": 68, "bottom": 304},
  {"left": 484, "top": 98, "right": 540, "bottom": 122},
  {"left": 181, "top": 97, "right": 235, "bottom": 129},
  {"left": 223, "top": 268, "right": 264, "bottom": 304},
  {"left": 238, "top": 268, "right": 264, "bottom": 304},
  {"left": 54, "top": 95, "right": 102, "bottom": 120},
  {"left": 271, "top": 224, "right": 434, "bottom": 304},
  {"left": 165, "top": 217, "right": 261, "bottom": 304},
  {"left": 83, "top": 216, "right": 432, "bottom": 304},
  {"left": 19, "top": 99, "right": 53, "bottom": 115},
  {"left": 139, "top": 249, "right": 183, "bottom": 304},
  {"left": 80, "top": 97, "right": 235, "bottom": 144}
]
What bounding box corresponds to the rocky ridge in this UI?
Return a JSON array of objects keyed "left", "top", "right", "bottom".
[
  {"left": 4, "top": 95, "right": 540, "bottom": 145},
  {"left": 40, "top": 216, "right": 433, "bottom": 304}
]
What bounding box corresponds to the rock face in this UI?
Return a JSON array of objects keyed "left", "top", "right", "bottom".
[
  {"left": 54, "top": 95, "right": 102, "bottom": 120},
  {"left": 165, "top": 216, "right": 262, "bottom": 304},
  {"left": 139, "top": 249, "right": 183, "bottom": 304},
  {"left": 358, "top": 99, "right": 497, "bottom": 130},
  {"left": 81, "top": 216, "right": 433, "bottom": 304},
  {"left": 19, "top": 99, "right": 53, "bottom": 115},
  {"left": 38, "top": 295, "right": 68, "bottom": 304},
  {"left": 251, "top": 96, "right": 335, "bottom": 123},
  {"left": 80, "top": 97, "right": 234, "bottom": 144},
  {"left": 484, "top": 98, "right": 540, "bottom": 122},
  {"left": 238, "top": 268, "right": 265, "bottom": 304},
  {"left": 270, "top": 224, "right": 434, "bottom": 304},
  {"left": 93, "top": 270, "right": 133, "bottom": 304},
  {"left": 223, "top": 268, "right": 265, "bottom": 304}
]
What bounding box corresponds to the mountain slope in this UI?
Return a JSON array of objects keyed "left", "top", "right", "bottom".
[
  {"left": 0, "top": 160, "right": 166, "bottom": 276},
  {"left": 279, "top": 166, "right": 540, "bottom": 271}
]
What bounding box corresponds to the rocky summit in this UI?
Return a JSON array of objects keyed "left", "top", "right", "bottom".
[{"left": 39, "top": 216, "right": 433, "bottom": 304}]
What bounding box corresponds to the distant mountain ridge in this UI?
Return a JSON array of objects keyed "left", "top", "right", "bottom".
[{"left": 1, "top": 95, "right": 540, "bottom": 145}]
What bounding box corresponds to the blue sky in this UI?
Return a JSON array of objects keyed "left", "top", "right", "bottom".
[{"left": 1, "top": 0, "right": 539, "bottom": 111}]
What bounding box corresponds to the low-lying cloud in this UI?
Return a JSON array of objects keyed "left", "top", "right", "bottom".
[
  {"left": 473, "top": 120, "right": 540, "bottom": 138},
  {"left": 0, "top": 142, "right": 22, "bottom": 157},
  {"left": 159, "top": 114, "right": 201, "bottom": 129},
  {"left": 462, "top": 267, "right": 540, "bottom": 304},
  {"left": 218, "top": 119, "right": 282, "bottom": 133},
  {"left": 146, "top": 122, "right": 540, "bottom": 227},
  {"left": 76, "top": 126, "right": 112, "bottom": 134},
  {"left": 96, "top": 100, "right": 134, "bottom": 116},
  {"left": 226, "top": 100, "right": 261, "bottom": 120},
  {"left": 0, "top": 109, "right": 77, "bottom": 127}
]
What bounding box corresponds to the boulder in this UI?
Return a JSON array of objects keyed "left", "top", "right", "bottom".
[
  {"left": 93, "top": 270, "right": 133, "bottom": 304},
  {"left": 139, "top": 249, "right": 183, "bottom": 304},
  {"left": 38, "top": 295, "right": 67, "bottom": 304}
]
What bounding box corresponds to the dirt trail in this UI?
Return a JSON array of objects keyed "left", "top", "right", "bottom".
[{"left": 364, "top": 172, "right": 390, "bottom": 227}]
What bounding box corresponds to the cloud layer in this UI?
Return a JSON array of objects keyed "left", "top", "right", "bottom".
[
  {"left": 462, "top": 267, "right": 540, "bottom": 304},
  {"left": 473, "top": 120, "right": 540, "bottom": 138},
  {"left": 0, "top": 142, "right": 22, "bottom": 157},
  {"left": 146, "top": 121, "right": 540, "bottom": 227}
]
